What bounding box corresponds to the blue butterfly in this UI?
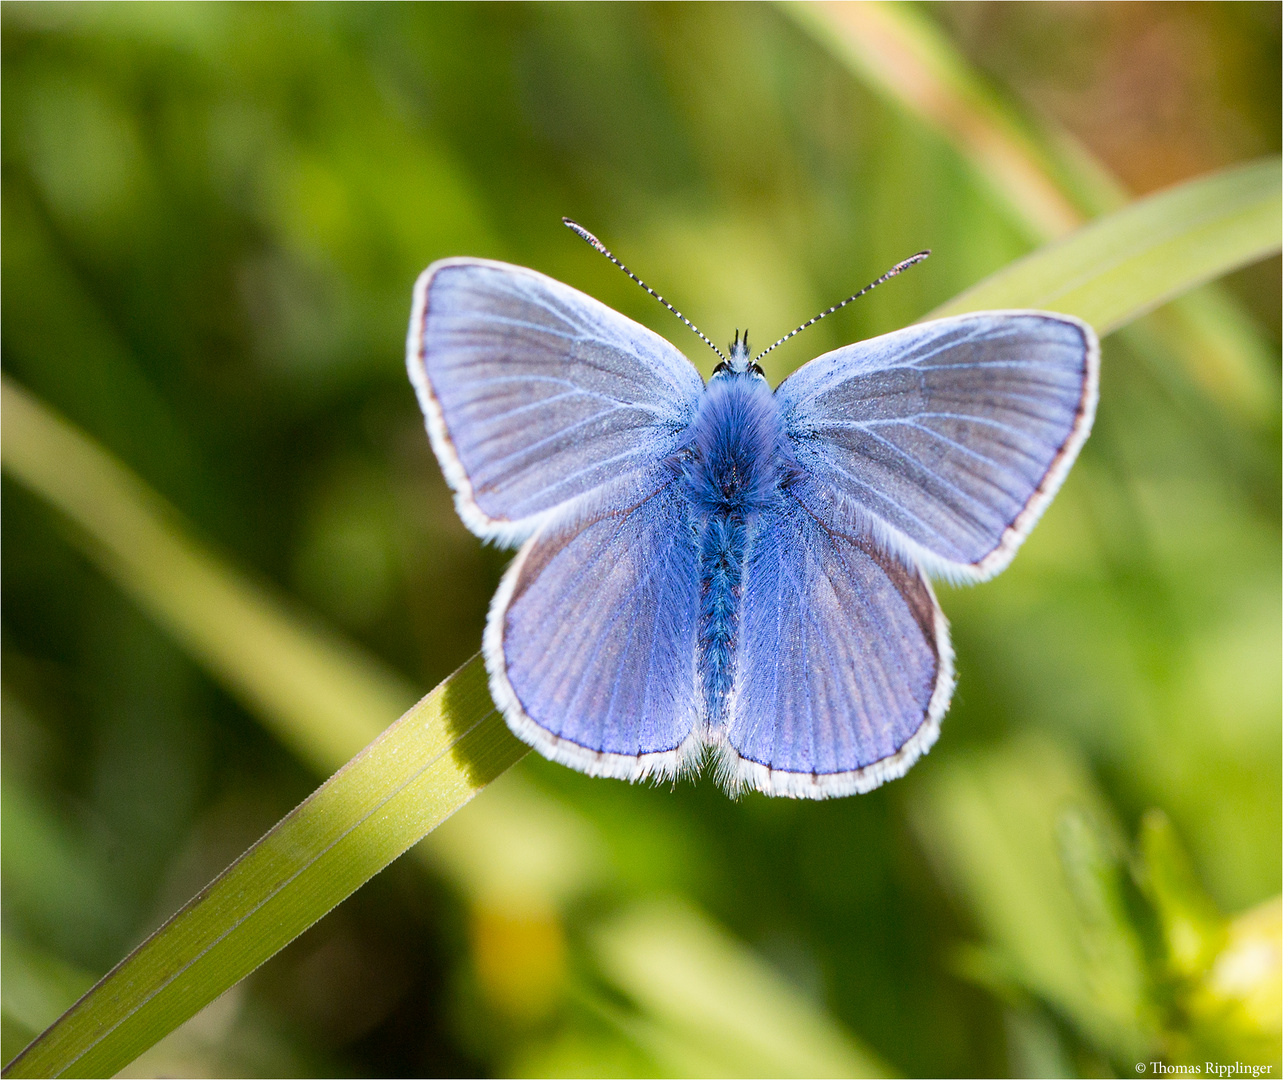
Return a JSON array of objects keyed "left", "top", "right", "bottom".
[{"left": 406, "top": 222, "right": 1098, "bottom": 799}]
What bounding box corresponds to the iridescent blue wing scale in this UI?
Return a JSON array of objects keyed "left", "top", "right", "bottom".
[
  {"left": 776, "top": 311, "right": 1098, "bottom": 581},
  {"left": 408, "top": 258, "right": 705, "bottom": 544},
  {"left": 486, "top": 479, "right": 702, "bottom": 781},
  {"left": 719, "top": 487, "right": 954, "bottom": 798}
]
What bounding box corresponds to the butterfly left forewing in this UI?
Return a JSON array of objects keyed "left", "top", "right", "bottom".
[
  {"left": 409, "top": 258, "right": 704, "bottom": 544},
  {"left": 718, "top": 488, "right": 954, "bottom": 799}
]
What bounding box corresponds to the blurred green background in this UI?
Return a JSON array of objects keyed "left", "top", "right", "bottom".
[{"left": 2, "top": 3, "right": 1279, "bottom": 1077}]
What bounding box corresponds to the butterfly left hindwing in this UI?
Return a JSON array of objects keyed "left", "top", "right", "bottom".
[{"left": 485, "top": 478, "right": 702, "bottom": 782}]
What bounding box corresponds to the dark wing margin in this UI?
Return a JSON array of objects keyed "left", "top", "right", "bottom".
[
  {"left": 717, "top": 489, "right": 954, "bottom": 799},
  {"left": 408, "top": 258, "right": 704, "bottom": 545},
  {"left": 485, "top": 479, "right": 703, "bottom": 782},
  {"left": 776, "top": 311, "right": 1098, "bottom": 582}
]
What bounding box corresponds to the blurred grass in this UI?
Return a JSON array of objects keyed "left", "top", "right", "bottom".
[
  {"left": 913, "top": 741, "right": 1281, "bottom": 1071},
  {"left": 2, "top": 4, "right": 1278, "bottom": 1077},
  {"left": 911, "top": 736, "right": 1153, "bottom": 1063},
  {"left": 4, "top": 157, "right": 1278, "bottom": 1075},
  {"left": 0, "top": 378, "right": 415, "bottom": 774},
  {"left": 791, "top": 0, "right": 1281, "bottom": 422},
  {"left": 589, "top": 899, "right": 887, "bottom": 1078}
]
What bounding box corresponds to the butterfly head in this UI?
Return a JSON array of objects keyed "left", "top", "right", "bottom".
[{"left": 714, "top": 330, "right": 765, "bottom": 380}]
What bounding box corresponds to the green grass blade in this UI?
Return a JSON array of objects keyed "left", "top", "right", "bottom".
[
  {"left": 1, "top": 660, "right": 523, "bottom": 1079},
  {"left": 930, "top": 158, "right": 1282, "bottom": 334},
  {"left": 3, "top": 379, "right": 883, "bottom": 1079}
]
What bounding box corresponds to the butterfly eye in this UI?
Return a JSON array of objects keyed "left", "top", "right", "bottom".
[{"left": 713, "top": 361, "right": 730, "bottom": 375}]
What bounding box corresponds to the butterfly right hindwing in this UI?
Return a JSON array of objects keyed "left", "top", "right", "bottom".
[{"left": 720, "top": 483, "right": 954, "bottom": 798}]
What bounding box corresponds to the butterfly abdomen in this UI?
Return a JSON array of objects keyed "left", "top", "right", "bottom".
[
  {"left": 684, "top": 372, "right": 788, "bottom": 725},
  {"left": 697, "top": 511, "right": 743, "bottom": 724}
]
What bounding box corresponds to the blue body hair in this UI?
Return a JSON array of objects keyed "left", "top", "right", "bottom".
[{"left": 681, "top": 362, "right": 788, "bottom": 725}]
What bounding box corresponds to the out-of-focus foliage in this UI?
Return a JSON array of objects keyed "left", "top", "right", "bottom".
[
  {"left": 914, "top": 739, "right": 1282, "bottom": 1075},
  {"left": 2, "top": 4, "right": 1279, "bottom": 1077},
  {"left": 4, "top": 158, "right": 1276, "bottom": 1078}
]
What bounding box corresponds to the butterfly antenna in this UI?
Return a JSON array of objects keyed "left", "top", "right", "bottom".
[
  {"left": 753, "top": 250, "right": 931, "bottom": 364},
  {"left": 563, "top": 218, "right": 727, "bottom": 363}
]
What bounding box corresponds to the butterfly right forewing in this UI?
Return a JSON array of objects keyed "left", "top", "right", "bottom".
[{"left": 776, "top": 311, "right": 1098, "bottom": 582}]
